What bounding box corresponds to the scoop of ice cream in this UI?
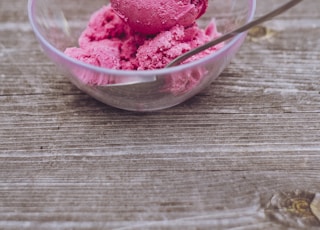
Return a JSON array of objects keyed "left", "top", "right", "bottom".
[
  {"left": 136, "top": 21, "right": 222, "bottom": 70},
  {"left": 66, "top": 5, "right": 147, "bottom": 70},
  {"left": 110, "top": 0, "right": 208, "bottom": 35}
]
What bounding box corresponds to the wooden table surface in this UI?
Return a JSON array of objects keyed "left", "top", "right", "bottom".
[{"left": 1, "top": 0, "right": 320, "bottom": 229}]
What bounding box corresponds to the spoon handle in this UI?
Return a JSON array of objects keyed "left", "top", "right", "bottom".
[{"left": 166, "top": 0, "right": 303, "bottom": 67}]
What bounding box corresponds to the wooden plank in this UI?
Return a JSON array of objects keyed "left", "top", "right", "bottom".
[{"left": 0, "top": 0, "right": 319, "bottom": 229}]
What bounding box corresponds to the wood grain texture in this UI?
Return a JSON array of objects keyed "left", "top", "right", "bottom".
[{"left": 0, "top": 0, "right": 320, "bottom": 229}]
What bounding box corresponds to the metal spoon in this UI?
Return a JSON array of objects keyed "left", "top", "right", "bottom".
[
  {"left": 99, "top": 0, "right": 302, "bottom": 87},
  {"left": 166, "top": 0, "right": 303, "bottom": 67}
]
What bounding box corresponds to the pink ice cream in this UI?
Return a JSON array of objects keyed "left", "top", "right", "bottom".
[
  {"left": 65, "top": 4, "right": 221, "bottom": 71},
  {"left": 64, "top": 2, "right": 223, "bottom": 93},
  {"left": 110, "top": 0, "right": 208, "bottom": 35}
]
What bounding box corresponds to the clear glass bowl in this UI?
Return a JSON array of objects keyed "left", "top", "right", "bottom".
[{"left": 28, "top": 0, "right": 256, "bottom": 111}]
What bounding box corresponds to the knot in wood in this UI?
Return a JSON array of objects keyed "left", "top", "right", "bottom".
[
  {"left": 286, "top": 197, "right": 313, "bottom": 218},
  {"left": 265, "top": 190, "right": 320, "bottom": 228},
  {"left": 247, "top": 25, "right": 275, "bottom": 41},
  {"left": 248, "top": 26, "right": 268, "bottom": 38}
]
